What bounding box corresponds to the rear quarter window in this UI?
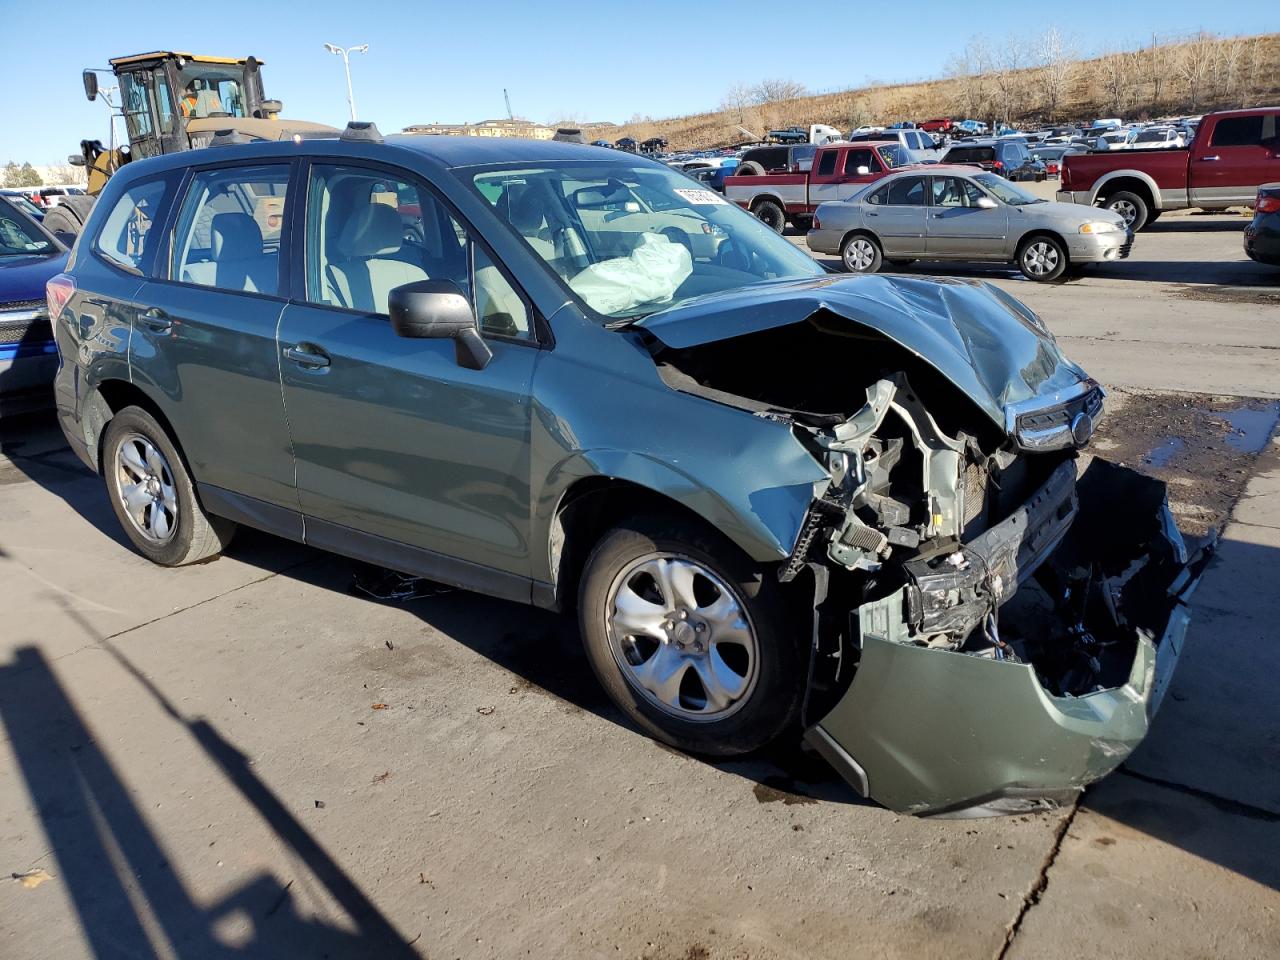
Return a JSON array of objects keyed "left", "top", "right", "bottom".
[{"left": 92, "top": 175, "right": 177, "bottom": 276}]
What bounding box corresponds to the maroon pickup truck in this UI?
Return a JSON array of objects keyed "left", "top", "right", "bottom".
[
  {"left": 1058, "top": 107, "right": 1280, "bottom": 230},
  {"left": 725, "top": 141, "right": 913, "bottom": 231}
]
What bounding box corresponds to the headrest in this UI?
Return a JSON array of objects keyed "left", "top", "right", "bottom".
[
  {"left": 508, "top": 188, "right": 546, "bottom": 235},
  {"left": 335, "top": 202, "right": 403, "bottom": 259},
  {"left": 210, "top": 213, "right": 262, "bottom": 260}
]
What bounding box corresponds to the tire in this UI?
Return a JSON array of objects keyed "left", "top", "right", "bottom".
[
  {"left": 751, "top": 198, "right": 786, "bottom": 233},
  {"left": 42, "top": 195, "right": 95, "bottom": 241},
  {"left": 1017, "top": 234, "right": 1069, "bottom": 282},
  {"left": 735, "top": 160, "right": 765, "bottom": 177},
  {"left": 101, "top": 406, "right": 236, "bottom": 566},
  {"left": 1146, "top": 210, "right": 1162, "bottom": 226},
  {"left": 578, "top": 516, "right": 805, "bottom": 757},
  {"left": 1103, "top": 190, "right": 1149, "bottom": 231},
  {"left": 840, "top": 232, "right": 883, "bottom": 273}
]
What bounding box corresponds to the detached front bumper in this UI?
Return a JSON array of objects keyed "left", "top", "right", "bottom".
[{"left": 805, "top": 459, "right": 1212, "bottom": 817}]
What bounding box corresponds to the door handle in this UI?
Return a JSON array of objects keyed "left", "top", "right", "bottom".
[
  {"left": 140, "top": 307, "right": 172, "bottom": 333},
  {"left": 1199, "top": 155, "right": 1220, "bottom": 162},
  {"left": 283, "top": 344, "right": 331, "bottom": 369},
  {"left": 867, "top": 211, "right": 878, "bottom": 217}
]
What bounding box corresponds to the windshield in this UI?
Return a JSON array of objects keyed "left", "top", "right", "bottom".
[
  {"left": 470, "top": 161, "right": 824, "bottom": 320},
  {"left": 1135, "top": 130, "right": 1169, "bottom": 143},
  {"left": 876, "top": 144, "right": 911, "bottom": 169},
  {"left": 0, "top": 199, "right": 55, "bottom": 257},
  {"left": 973, "top": 173, "right": 1039, "bottom": 205},
  {"left": 176, "top": 63, "right": 247, "bottom": 119}
]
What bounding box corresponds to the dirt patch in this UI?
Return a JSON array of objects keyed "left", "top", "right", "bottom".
[
  {"left": 1088, "top": 390, "right": 1280, "bottom": 535},
  {"left": 1175, "top": 285, "right": 1280, "bottom": 306}
]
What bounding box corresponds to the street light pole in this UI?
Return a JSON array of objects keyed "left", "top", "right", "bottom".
[{"left": 323, "top": 43, "right": 369, "bottom": 121}]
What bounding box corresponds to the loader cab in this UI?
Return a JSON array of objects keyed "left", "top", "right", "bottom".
[{"left": 90, "top": 52, "right": 271, "bottom": 160}]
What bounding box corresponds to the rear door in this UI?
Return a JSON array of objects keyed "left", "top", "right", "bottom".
[
  {"left": 925, "top": 175, "right": 1009, "bottom": 259},
  {"left": 129, "top": 160, "right": 301, "bottom": 525},
  {"left": 864, "top": 175, "right": 928, "bottom": 256},
  {"left": 1190, "top": 112, "right": 1280, "bottom": 206},
  {"left": 810, "top": 147, "right": 884, "bottom": 206}
]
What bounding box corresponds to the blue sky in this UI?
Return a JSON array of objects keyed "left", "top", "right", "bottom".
[{"left": 3, "top": 0, "right": 1276, "bottom": 164}]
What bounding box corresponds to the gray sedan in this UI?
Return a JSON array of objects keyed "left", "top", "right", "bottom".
[{"left": 808, "top": 166, "right": 1132, "bottom": 281}]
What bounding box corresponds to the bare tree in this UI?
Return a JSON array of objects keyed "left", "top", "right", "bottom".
[
  {"left": 1099, "top": 45, "right": 1143, "bottom": 116},
  {"left": 991, "top": 33, "right": 1030, "bottom": 125},
  {"left": 751, "top": 79, "right": 807, "bottom": 104},
  {"left": 1036, "top": 26, "right": 1077, "bottom": 120},
  {"left": 946, "top": 36, "right": 995, "bottom": 120},
  {"left": 1143, "top": 33, "right": 1174, "bottom": 110},
  {"left": 1176, "top": 32, "right": 1217, "bottom": 112},
  {"left": 1215, "top": 37, "right": 1247, "bottom": 102},
  {"left": 720, "top": 81, "right": 754, "bottom": 122}
]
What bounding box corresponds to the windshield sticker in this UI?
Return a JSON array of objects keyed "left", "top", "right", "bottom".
[{"left": 673, "top": 188, "right": 727, "bottom": 206}]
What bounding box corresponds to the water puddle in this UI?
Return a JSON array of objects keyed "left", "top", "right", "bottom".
[
  {"left": 1143, "top": 438, "right": 1186, "bottom": 468},
  {"left": 1220, "top": 403, "right": 1280, "bottom": 454}
]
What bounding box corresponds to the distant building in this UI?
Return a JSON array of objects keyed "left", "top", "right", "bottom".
[{"left": 402, "top": 119, "right": 555, "bottom": 141}]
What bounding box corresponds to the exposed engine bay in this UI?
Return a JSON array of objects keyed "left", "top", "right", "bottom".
[{"left": 647, "top": 314, "right": 1203, "bottom": 709}]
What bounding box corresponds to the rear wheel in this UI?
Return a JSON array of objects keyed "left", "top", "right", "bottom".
[
  {"left": 841, "top": 233, "right": 883, "bottom": 273},
  {"left": 578, "top": 517, "right": 805, "bottom": 756},
  {"left": 1017, "top": 235, "right": 1069, "bottom": 282},
  {"left": 751, "top": 199, "right": 786, "bottom": 233},
  {"left": 1103, "top": 191, "right": 1149, "bottom": 231},
  {"left": 101, "top": 406, "right": 236, "bottom": 566},
  {"left": 42, "top": 195, "right": 95, "bottom": 242}
]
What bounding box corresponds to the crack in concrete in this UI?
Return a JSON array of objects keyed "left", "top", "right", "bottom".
[
  {"left": 1117, "top": 767, "right": 1279, "bottom": 822},
  {"left": 993, "top": 800, "right": 1079, "bottom": 960}
]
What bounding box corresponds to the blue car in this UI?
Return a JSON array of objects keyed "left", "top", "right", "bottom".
[{"left": 0, "top": 196, "right": 69, "bottom": 414}]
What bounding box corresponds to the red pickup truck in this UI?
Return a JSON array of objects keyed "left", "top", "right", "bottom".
[
  {"left": 1058, "top": 107, "right": 1280, "bottom": 230},
  {"left": 725, "top": 141, "right": 913, "bottom": 231}
]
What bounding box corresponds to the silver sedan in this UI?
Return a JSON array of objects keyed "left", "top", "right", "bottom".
[{"left": 807, "top": 166, "right": 1132, "bottom": 282}]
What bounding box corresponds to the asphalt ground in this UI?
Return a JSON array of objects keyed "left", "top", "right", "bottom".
[{"left": 1, "top": 205, "right": 1277, "bottom": 960}]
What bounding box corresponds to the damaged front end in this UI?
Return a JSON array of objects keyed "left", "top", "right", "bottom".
[{"left": 638, "top": 276, "right": 1213, "bottom": 816}]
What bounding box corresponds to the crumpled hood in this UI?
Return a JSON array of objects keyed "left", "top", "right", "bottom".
[{"left": 635, "top": 274, "right": 1089, "bottom": 430}]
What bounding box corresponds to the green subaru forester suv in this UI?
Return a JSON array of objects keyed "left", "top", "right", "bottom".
[{"left": 47, "top": 124, "right": 1210, "bottom": 816}]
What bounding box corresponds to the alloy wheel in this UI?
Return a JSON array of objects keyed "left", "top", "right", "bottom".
[
  {"left": 1022, "top": 241, "right": 1060, "bottom": 277},
  {"left": 604, "top": 554, "right": 759, "bottom": 721},
  {"left": 844, "top": 237, "right": 877, "bottom": 271},
  {"left": 1110, "top": 199, "right": 1138, "bottom": 226},
  {"left": 114, "top": 433, "right": 179, "bottom": 544}
]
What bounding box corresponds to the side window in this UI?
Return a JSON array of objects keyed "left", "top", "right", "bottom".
[
  {"left": 815, "top": 150, "right": 837, "bottom": 177},
  {"left": 904, "top": 132, "right": 921, "bottom": 150},
  {"left": 119, "top": 71, "right": 154, "bottom": 144},
  {"left": 843, "top": 150, "right": 874, "bottom": 175},
  {"left": 931, "top": 176, "right": 967, "bottom": 207},
  {"left": 153, "top": 71, "right": 177, "bottom": 136},
  {"left": 305, "top": 164, "right": 531, "bottom": 340},
  {"left": 885, "top": 176, "right": 927, "bottom": 206},
  {"left": 170, "top": 165, "right": 289, "bottom": 295},
  {"left": 866, "top": 185, "right": 888, "bottom": 206},
  {"left": 1210, "top": 114, "right": 1275, "bottom": 147},
  {"left": 93, "top": 176, "right": 175, "bottom": 275},
  {"left": 962, "top": 180, "right": 987, "bottom": 205}
]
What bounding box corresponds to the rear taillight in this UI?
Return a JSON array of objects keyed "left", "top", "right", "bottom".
[
  {"left": 46, "top": 274, "right": 75, "bottom": 321},
  {"left": 993, "top": 160, "right": 1003, "bottom": 170},
  {"left": 812, "top": 214, "right": 822, "bottom": 230},
  {"left": 1257, "top": 195, "right": 1280, "bottom": 214}
]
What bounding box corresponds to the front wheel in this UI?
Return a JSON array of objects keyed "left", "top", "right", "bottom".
[
  {"left": 751, "top": 199, "right": 786, "bottom": 233},
  {"left": 1017, "top": 235, "right": 1069, "bottom": 282},
  {"left": 102, "top": 406, "right": 237, "bottom": 566},
  {"left": 1103, "top": 191, "right": 1149, "bottom": 231},
  {"left": 841, "top": 233, "right": 883, "bottom": 273},
  {"left": 578, "top": 517, "right": 804, "bottom": 756}
]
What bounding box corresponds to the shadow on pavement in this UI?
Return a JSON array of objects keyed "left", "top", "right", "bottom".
[{"left": 0, "top": 640, "right": 424, "bottom": 958}]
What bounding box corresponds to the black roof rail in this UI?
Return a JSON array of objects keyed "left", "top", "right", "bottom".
[{"left": 341, "top": 121, "right": 383, "bottom": 143}]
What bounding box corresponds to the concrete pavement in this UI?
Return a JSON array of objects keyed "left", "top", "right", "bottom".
[{"left": 1, "top": 212, "right": 1278, "bottom": 959}]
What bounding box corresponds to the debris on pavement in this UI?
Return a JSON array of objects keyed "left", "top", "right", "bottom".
[
  {"left": 371, "top": 703, "right": 388, "bottom": 710},
  {"left": 372, "top": 771, "right": 392, "bottom": 784},
  {"left": 476, "top": 706, "right": 495, "bottom": 716},
  {"left": 350, "top": 564, "right": 452, "bottom": 602},
  {"left": 314, "top": 800, "right": 325, "bottom": 809},
  {"left": 10, "top": 868, "right": 53, "bottom": 889}
]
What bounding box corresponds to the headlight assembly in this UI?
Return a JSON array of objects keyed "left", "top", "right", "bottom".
[{"left": 1079, "top": 221, "right": 1121, "bottom": 235}]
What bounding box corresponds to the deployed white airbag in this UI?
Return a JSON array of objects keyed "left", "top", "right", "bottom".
[{"left": 569, "top": 233, "right": 693, "bottom": 316}]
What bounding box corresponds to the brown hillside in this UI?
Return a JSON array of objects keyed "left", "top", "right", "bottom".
[{"left": 589, "top": 32, "right": 1280, "bottom": 151}]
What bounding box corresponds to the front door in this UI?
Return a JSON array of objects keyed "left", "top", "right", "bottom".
[
  {"left": 131, "top": 161, "right": 300, "bottom": 517},
  {"left": 808, "top": 147, "right": 884, "bottom": 206},
  {"left": 924, "top": 175, "right": 1009, "bottom": 259},
  {"left": 865, "top": 175, "right": 929, "bottom": 256},
  {"left": 276, "top": 161, "right": 541, "bottom": 592},
  {"left": 1190, "top": 112, "right": 1280, "bottom": 206}
]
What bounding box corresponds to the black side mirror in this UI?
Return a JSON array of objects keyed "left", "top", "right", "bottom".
[
  {"left": 83, "top": 70, "right": 98, "bottom": 102},
  {"left": 388, "top": 279, "right": 492, "bottom": 371},
  {"left": 68, "top": 154, "right": 86, "bottom": 167}
]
